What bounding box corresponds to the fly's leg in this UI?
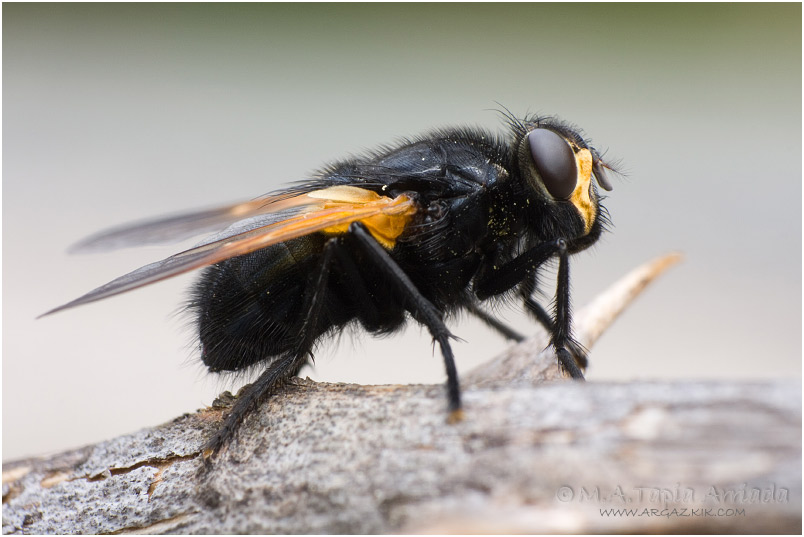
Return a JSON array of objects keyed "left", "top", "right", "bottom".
[
  {"left": 523, "top": 296, "right": 588, "bottom": 369},
  {"left": 203, "top": 355, "right": 298, "bottom": 461},
  {"left": 349, "top": 223, "right": 462, "bottom": 419},
  {"left": 466, "top": 302, "right": 525, "bottom": 342},
  {"left": 551, "top": 244, "right": 584, "bottom": 379},
  {"left": 475, "top": 240, "right": 561, "bottom": 298},
  {"left": 475, "top": 238, "right": 585, "bottom": 379},
  {"left": 520, "top": 271, "right": 588, "bottom": 369},
  {"left": 203, "top": 238, "right": 337, "bottom": 460}
]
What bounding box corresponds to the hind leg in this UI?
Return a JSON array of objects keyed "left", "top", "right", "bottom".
[{"left": 203, "top": 238, "right": 338, "bottom": 459}]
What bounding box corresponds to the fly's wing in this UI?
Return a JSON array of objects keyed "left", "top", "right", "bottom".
[
  {"left": 41, "top": 186, "right": 417, "bottom": 317},
  {"left": 69, "top": 193, "right": 317, "bottom": 253}
]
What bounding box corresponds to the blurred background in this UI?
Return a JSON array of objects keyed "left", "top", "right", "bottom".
[{"left": 4, "top": 4, "right": 800, "bottom": 460}]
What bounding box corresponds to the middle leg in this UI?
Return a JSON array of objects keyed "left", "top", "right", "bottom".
[{"left": 349, "top": 223, "right": 462, "bottom": 417}]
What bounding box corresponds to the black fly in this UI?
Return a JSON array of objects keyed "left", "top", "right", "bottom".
[{"left": 43, "top": 111, "right": 615, "bottom": 457}]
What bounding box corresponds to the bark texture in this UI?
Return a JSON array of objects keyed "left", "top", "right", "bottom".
[{"left": 3, "top": 254, "right": 800, "bottom": 534}]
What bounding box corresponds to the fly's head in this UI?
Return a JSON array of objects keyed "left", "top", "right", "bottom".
[{"left": 515, "top": 116, "right": 614, "bottom": 239}]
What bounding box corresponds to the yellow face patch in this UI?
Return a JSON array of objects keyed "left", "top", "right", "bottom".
[{"left": 568, "top": 148, "right": 596, "bottom": 235}]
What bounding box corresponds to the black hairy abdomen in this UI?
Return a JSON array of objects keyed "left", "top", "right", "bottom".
[
  {"left": 190, "top": 236, "right": 329, "bottom": 372},
  {"left": 188, "top": 233, "right": 424, "bottom": 373}
]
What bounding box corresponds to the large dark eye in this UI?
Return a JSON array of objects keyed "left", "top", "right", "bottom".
[{"left": 528, "top": 128, "right": 577, "bottom": 199}]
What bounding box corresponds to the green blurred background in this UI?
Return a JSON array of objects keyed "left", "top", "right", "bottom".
[{"left": 4, "top": 3, "right": 801, "bottom": 460}]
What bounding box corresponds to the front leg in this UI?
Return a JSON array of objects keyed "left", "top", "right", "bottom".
[
  {"left": 551, "top": 246, "right": 585, "bottom": 379},
  {"left": 520, "top": 269, "right": 588, "bottom": 370},
  {"left": 523, "top": 297, "right": 589, "bottom": 370},
  {"left": 475, "top": 239, "right": 585, "bottom": 380}
]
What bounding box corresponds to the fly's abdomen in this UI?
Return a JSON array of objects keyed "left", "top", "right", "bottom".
[{"left": 190, "top": 235, "right": 327, "bottom": 372}]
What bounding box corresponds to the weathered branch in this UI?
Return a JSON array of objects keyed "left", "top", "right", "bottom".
[{"left": 3, "top": 253, "right": 800, "bottom": 534}]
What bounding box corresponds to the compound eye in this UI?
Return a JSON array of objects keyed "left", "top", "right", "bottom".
[{"left": 527, "top": 128, "right": 578, "bottom": 199}]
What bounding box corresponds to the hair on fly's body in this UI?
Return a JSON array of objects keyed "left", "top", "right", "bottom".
[{"left": 42, "top": 110, "right": 618, "bottom": 459}]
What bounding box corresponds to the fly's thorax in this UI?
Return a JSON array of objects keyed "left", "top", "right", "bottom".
[{"left": 517, "top": 127, "right": 600, "bottom": 237}]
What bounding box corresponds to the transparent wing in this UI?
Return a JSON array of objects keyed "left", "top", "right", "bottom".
[
  {"left": 68, "top": 193, "right": 317, "bottom": 253},
  {"left": 42, "top": 188, "right": 416, "bottom": 317}
]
